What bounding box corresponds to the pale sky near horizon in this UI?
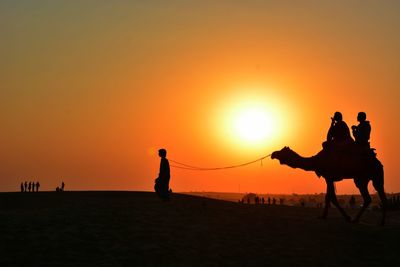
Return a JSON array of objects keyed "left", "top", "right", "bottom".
[{"left": 1, "top": 1, "right": 400, "bottom": 194}]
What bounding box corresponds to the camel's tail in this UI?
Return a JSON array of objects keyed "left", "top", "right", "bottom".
[{"left": 372, "top": 158, "right": 384, "bottom": 192}]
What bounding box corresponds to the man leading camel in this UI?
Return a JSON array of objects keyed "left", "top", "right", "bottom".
[{"left": 154, "top": 148, "right": 171, "bottom": 201}]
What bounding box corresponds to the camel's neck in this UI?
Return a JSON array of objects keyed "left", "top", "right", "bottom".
[{"left": 284, "top": 153, "right": 315, "bottom": 172}]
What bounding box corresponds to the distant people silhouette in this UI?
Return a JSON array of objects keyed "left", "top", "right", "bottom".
[
  {"left": 20, "top": 182, "right": 24, "bottom": 192},
  {"left": 154, "top": 149, "right": 171, "bottom": 201},
  {"left": 325, "top": 112, "right": 353, "bottom": 148},
  {"left": 61, "top": 181, "right": 65, "bottom": 192},
  {"left": 24, "top": 181, "right": 27, "bottom": 192},
  {"left": 36, "top": 182, "right": 40, "bottom": 192},
  {"left": 28, "top": 182, "right": 32, "bottom": 192},
  {"left": 351, "top": 112, "right": 371, "bottom": 148},
  {"left": 32, "top": 182, "right": 35, "bottom": 192},
  {"left": 268, "top": 197, "right": 271, "bottom": 205}
]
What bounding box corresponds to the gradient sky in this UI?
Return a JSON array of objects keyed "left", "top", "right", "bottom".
[{"left": 1, "top": 1, "right": 399, "bottom": 194}]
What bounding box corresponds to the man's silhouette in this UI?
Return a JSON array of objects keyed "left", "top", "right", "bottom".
[
  {"left": 324, "top": 112, "right": 353, "bottom": 151},
  {"left": 20, "top": 182, "right": 24, "bottom": 192},
  {"left": 24, "top": 181, "right": 27, "bottom": 192},
  {"left": 32, "top": 182, "right": 35, "bottom": 192},
  {"left": 28, "top": 182, "right": 32, "bottom": 192},
  {"left": 154, "top": 149, "right": 170, "bottom": 201},
  {"left": 327, "top": 112, "right": 353, "bottom": 143},
  {"left": 351, "top": 112, "right": 371, "bottom": 147},
  {"left": 61, "top": 181, "right": 65, "bottom": 192},
  {"left": 36, "top": 182, "right": 40, "bottom": 192}
]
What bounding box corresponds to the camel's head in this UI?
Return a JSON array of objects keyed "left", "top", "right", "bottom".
[{"left": 271, "top": 146, "right": 298, "bottom": 165}]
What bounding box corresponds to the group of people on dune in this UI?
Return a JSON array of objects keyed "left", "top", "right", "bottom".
[{"left": 20, "top": 181, "right": 40, "bottom": 192}]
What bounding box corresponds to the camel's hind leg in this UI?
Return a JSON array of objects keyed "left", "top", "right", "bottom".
[
  {"left": 372, "top": 171, "right": 387, "bottom": 226},
  {"left": 353, "top": 180, "right": 372, "bottom": 223},
  {"left": 321, "top": 179, "right": 350, "bottom": 221}
]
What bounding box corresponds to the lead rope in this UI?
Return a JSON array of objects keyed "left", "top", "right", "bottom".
[{"left": 169, "top": 153, "right": 272, "bottom": 171}]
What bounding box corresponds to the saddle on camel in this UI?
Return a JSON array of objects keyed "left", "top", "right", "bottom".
[{"left": 319, "top": 111, "right": 375, "bottom": 180}]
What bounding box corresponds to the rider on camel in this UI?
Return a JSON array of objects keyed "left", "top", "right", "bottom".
[
  {"left": 323, "top": 112, "right": 353, "bottom": 151},
  {"left": 351, "top": 112, "right": 371, "bottom": 149}
]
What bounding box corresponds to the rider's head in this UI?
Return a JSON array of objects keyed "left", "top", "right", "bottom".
[
  {"left": 158, "top": 148, "right": 167, "bottom": 158},
  {"left": 357, "top": 112, "right": 367, "bottom": 122},
  {"left": 333, "top": 112, "right": 343, "bottom": 122}
]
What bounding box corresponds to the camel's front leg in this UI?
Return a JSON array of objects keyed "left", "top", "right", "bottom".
[
  {"left": 326, "top": 179, "right": 351, "bottom": 222},
  {"left": 319, "top": 180, "right": 331, "bottom": 219},
  {"left": 353, "top": 182, "right": 372, "bottom": 223}
]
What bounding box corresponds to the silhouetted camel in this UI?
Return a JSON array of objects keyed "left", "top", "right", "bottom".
[{"left": 271, "top": 146, "right": 387, "bottom": 225}]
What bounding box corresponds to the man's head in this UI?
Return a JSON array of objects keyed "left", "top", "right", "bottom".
[
  {"left": 333, "top": 111, "right": 343, "bottom": 122},
  {"left": 158, "top": 148, "right": 167, "bottom": 158},
  {"left": 357, "top": 112, "right": 367, "bottom": 122}
]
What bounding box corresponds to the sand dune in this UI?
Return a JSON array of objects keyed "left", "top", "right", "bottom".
[{"left": 1, "top": 191, "right": 399, "bottom": 266}]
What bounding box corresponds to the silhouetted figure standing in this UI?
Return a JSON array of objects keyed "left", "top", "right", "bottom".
[
  {"left": 272, "top": 198, "right": 276, "bottom": 205},
  {"left": 351, "top": 112, "right": 371, "bottom": 148},
  {"left": 61, "top": 181, "right": 65, "bottom": 192},
  {"left": 36, "top": 182, "right": 40, "bottom": 192},
  {"left": 32, "top": 182, "right": 35, "bottom": 192},
  {"left": 20, "top": 182, "right": 24, "bottom": 192},
  {"left": 24, "top": 181, "right": 27, "bottom": 192},
  {"left": 326, "top": 112, "right": 353, "bottom": 146},
  {"left": 154, "top": 149, "right": 171, "bottom": 201},
  {"left": 268, "top": 197, "right": 271, "bottom": 205},
  {"left": 28, "top": 182, "right": 32, "bottom": 192}
]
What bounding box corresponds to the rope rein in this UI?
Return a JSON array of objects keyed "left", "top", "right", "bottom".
[{"left": 169, "top": 154, "right": 272, "bottom": 171}]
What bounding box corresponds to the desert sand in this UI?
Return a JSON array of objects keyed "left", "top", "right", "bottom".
[{"left": 1, "top": 191, "right": 399, "bottom": 266}]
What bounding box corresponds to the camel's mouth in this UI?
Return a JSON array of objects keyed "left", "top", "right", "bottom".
[{"left": 271, "top": 152, "right": 278, "bottom": 159}]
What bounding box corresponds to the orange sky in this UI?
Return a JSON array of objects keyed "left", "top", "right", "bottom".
[{"left": 1, "top": 1, "right": 400, "bottom": 194}]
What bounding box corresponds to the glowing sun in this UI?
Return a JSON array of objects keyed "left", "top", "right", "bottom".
[
  {"left": 234, "top": 107, "right": 274, "bottom": 143},
  {"left": 215, "top": 90, "right": 288, "bottom": 149}
]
